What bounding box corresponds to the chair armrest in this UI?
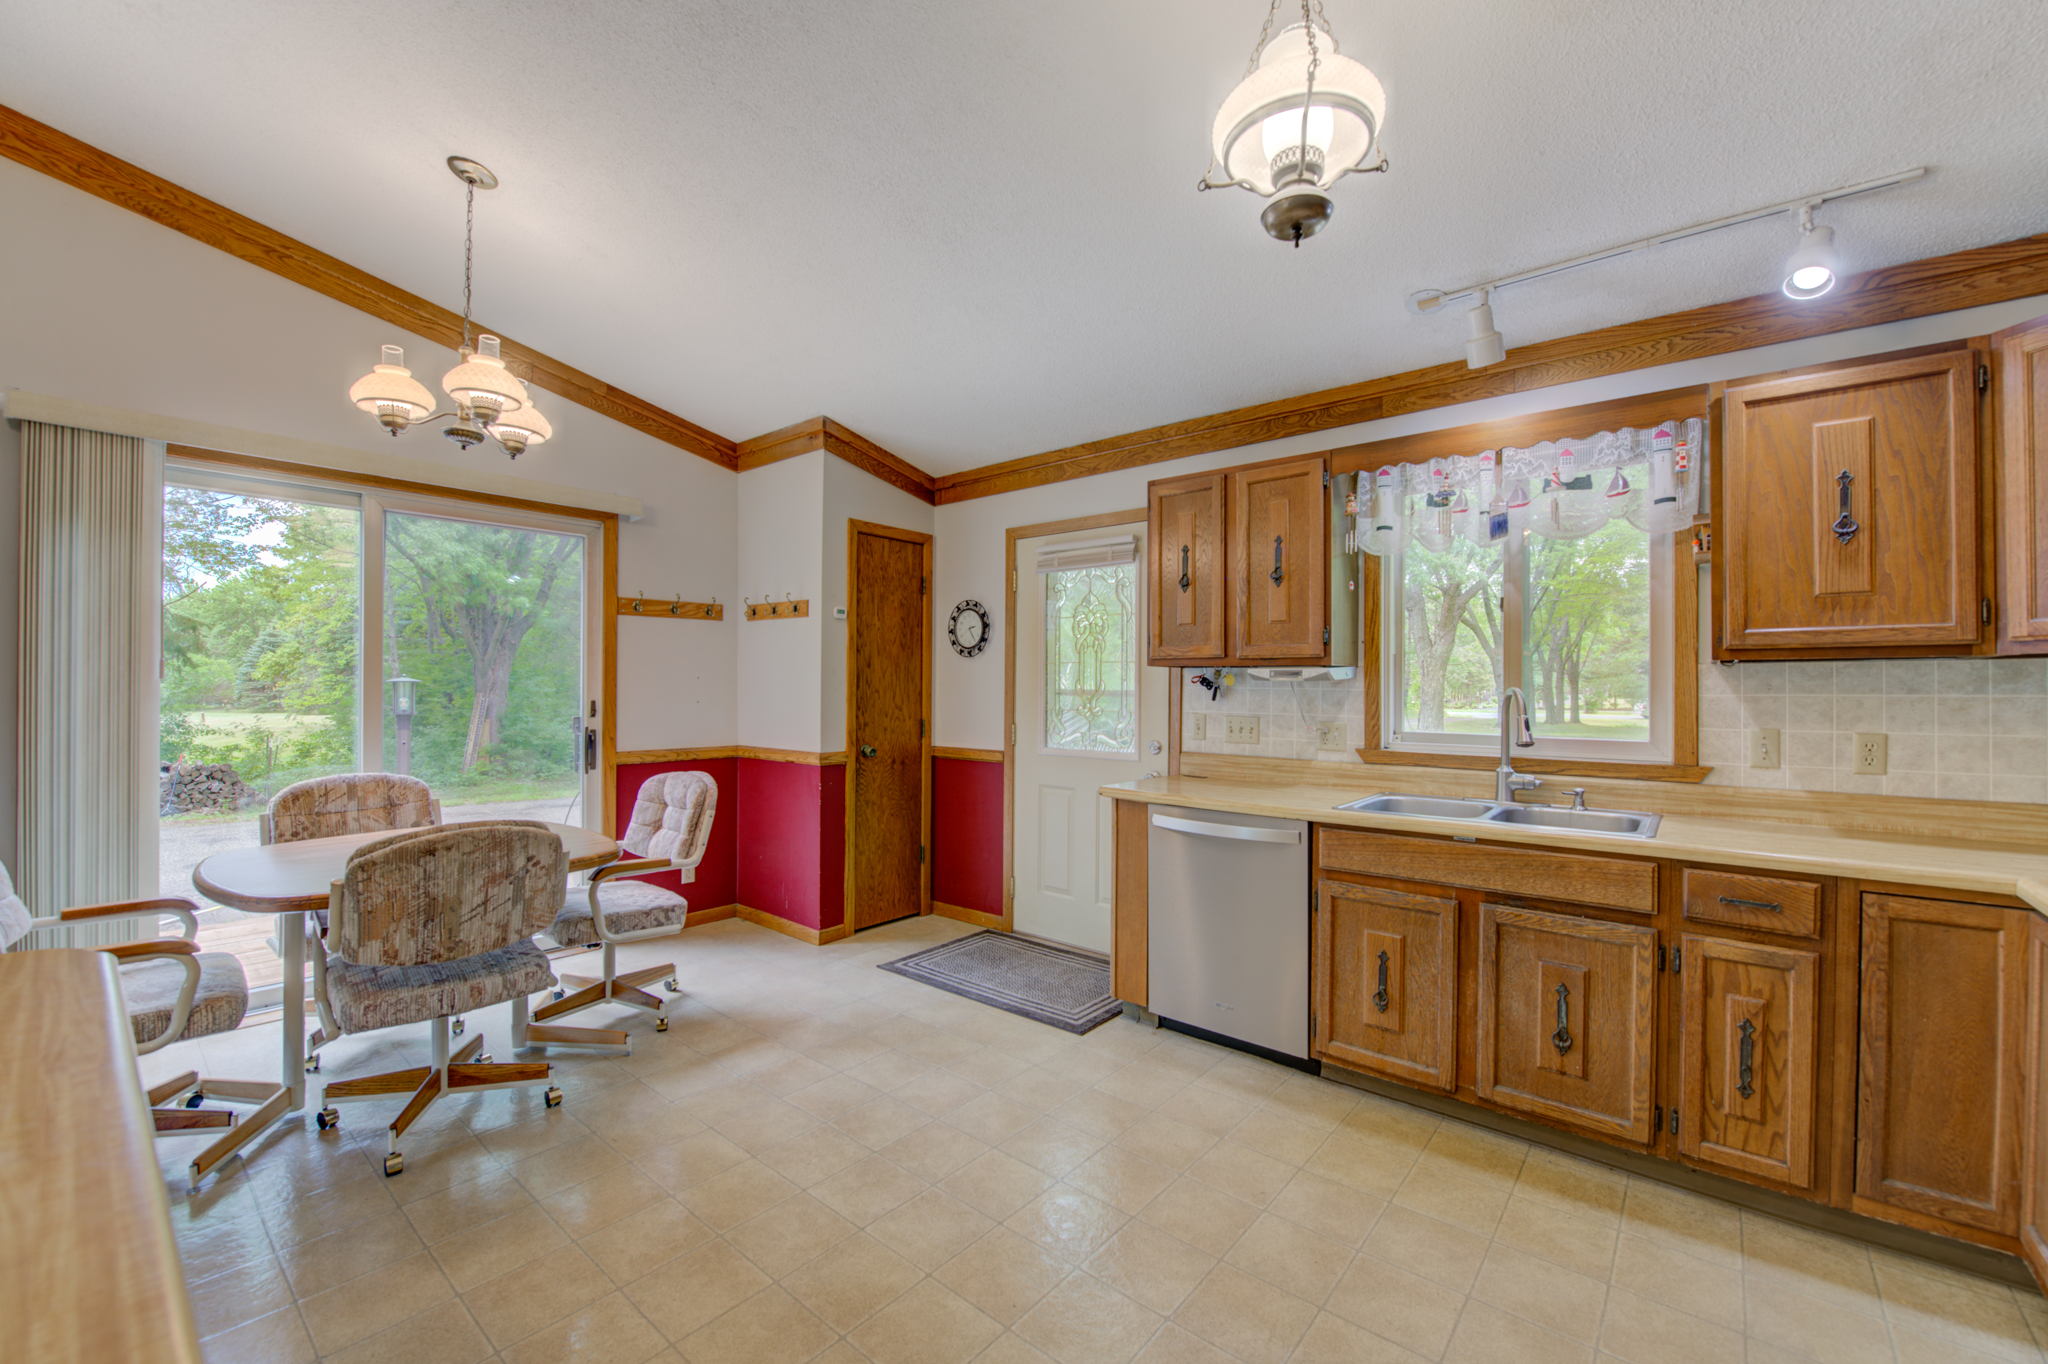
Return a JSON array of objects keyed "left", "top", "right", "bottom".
[
  {"left": 98, "top": 939, "right": 200, "bottom": 962},
  {"left": 62, "top": 897, "right": 202, "bottom": 938},
  {"left": 590, "top": 858, "right": 670, "bottom": 883}
]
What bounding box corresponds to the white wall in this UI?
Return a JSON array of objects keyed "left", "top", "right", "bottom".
[
  {"left": 933, "top": 292, "right": 2048, "bottom": 753},
  {"left": 0, "top": 157, "right": 739, "bottom": 805},
  {"left": 735, "top": 452, "right": 827, "bottom": 752}
]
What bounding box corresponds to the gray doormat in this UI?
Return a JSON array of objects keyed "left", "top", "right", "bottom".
[{"left": 878, "top": 930, "right": 1120, "bottom": 1034}]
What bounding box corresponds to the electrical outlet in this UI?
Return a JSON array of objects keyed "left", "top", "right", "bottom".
[
  {"left": 1750, "top": 727, "right": 1781, "bottom": 769},
  {"left": 1854, "top": 732, "right": 1888, "bottom": 775},
  {"left": 1223, "top": 715, "right": 1261, "bottom": 744},
  {"left": 1189, "top": 713, "right": 1207, "bottom": 740},
  {"left": 1316, "top": 721, "right": 1347, "bottom": 750}
]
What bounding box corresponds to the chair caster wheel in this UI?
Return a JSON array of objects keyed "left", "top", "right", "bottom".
[
  {"left": 185, "top": 1092, "right": 206, "bottom": 1108},
  {"left": 316, "top": 1107, "right": 340, "bottom": 1131},
  {"left": 304, "top": 1055, "right": 321, "bottom": 1074},
  {"left": 553, "top": 988, "right": 566, "bottom": 1001},
  {"left": 383, "top": 1152, "right": 404, "bottom": 1177},
  {"left": 452, "top": 1017, "right": 465, "bottom": 1036},
  {"left": 665, "top": 977, "right": 679, "bottom": 993},
  {"left": 544, "top": 1087, "right": 564, "bottom": 1109},
  {"left": 655, "top": 1016, "right": 669, "bottom": 1033}
]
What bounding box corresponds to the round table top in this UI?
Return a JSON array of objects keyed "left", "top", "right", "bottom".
[{"left": 192, "top": 820, "right": 620, "bottom": 914}]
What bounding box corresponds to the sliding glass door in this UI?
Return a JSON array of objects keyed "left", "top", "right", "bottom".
[{"left": 159, "top": 460, "right": 603, "bottom": 997}]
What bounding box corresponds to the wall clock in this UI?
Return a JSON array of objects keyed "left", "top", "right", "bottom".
[{"left": 949, "top": 599, "right": 991, "bottom": 657}]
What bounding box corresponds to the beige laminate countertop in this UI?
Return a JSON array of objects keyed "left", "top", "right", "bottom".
[{"left": 1103, "top": 773, "right": 2048, "bottom": 915}]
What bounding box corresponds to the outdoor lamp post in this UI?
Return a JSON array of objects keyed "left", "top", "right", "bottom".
[{"left": 390, "top": 675, "right": 419, "bottom": 775}]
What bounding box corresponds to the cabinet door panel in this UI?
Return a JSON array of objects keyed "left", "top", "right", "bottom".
[
  {"left": 1475, "top": 903, "right": 1658, "bottom": 1143},
  {"left": 1149, "top": 475, "right": 1227, "bottom": 662},
  {"left": 1314, "top": 880, "right": 1458, "bottom": 1091},
  {"left": 2020, "top": 915, "right": 2048, "bottom": 1289},
  {"left": 1857, "top": 894, "right": 2023, "bottom": 1234},
  {"left": 1677, "top": 935, "right": 1821, "bottom": 1189},
  {"left": 1228, "top": 458, "right": 1327, "bottom": 661},
  {"left": 1719, "top": 351, "right": 1980, "bottom": 653},
  {"left": 1996, "top": 315, "right": 2048, "bottom": 646}
]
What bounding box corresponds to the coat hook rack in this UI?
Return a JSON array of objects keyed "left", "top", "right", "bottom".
[
  {"left": 616, "top": 588, "right": 723, "bottom": 621},
  {"left": 744, "top": 594, "right": 810, "bottom": 621}
]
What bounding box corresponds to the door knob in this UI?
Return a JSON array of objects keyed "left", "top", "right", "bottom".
[{"left": 859, "top": 744, "right": 878, "bottom": 758}]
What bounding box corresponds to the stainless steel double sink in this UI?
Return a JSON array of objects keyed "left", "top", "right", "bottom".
[{"left": 1335, "top": 792, "right": 1662, "bottom": 839}]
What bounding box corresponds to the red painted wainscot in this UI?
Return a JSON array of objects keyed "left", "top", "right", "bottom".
[{"left": 931, "top": 751, "right": 1003, "bottom": 921}]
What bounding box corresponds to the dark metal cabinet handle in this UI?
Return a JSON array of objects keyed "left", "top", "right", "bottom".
[
  {"left": 1737, "top": 1018, "right": 1757, "bottom": 1098},
  {"left": 1178, "top": 545, "right": 1191, "bottom": 593},
  {"left": 1550, "top": 982, "right": 1574, "bottom": 1056},
  {"left": 1372, "top": 950, "right": 1390, "bottom": 1013},
  {"left": 859, "top": 744, "right": 878, "bottom": 758},
  {"left": 1718, "top": 895, "right": 1783, "bottom": 913},
  {"left": 1270, "top": 535, "right": 1285, "bottom": 585},
  {"left": 1831, "top": 468, "right": 1860, "bottom": 545}
]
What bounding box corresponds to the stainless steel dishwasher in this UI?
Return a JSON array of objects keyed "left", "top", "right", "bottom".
[{"left": 1146, "top": 805, "right": 1311, "bottom": 1060}]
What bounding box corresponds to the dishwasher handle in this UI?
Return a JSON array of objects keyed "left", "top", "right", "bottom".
[{"left": 1150, "top": 812, "right": 1303, "bottom": 845}]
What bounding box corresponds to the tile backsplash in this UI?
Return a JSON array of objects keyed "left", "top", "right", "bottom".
[{"left": 1178, "top": 657, "right": 2048, "bottom": 805}]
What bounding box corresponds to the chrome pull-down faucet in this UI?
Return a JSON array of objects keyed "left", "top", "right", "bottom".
[{"left": 1496, "top": 687, "right": 1542, "bottom": 804}]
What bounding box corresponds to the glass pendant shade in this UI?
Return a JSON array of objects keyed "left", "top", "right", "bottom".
[
  {"left": 348, "top": 345, "right": 438, "bottom": 433},
  {"left": 440, "top": 334, "right": 530, "bottom": 420},
  {"left": 488, "top": 403, "right": 552, "bottom": 457},
  {"left": 1211, "top": 23, "right": 1386, "bottom": 196}
]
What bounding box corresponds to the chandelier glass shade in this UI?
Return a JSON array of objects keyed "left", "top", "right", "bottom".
[{"left": 347, "top": 157, "right": 551, "bottom": 457}]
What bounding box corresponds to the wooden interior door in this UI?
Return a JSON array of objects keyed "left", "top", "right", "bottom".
[
  {"left": 1314, "top": 879, "right": 1458, "bottom": 1091},
  {"left": 1228, "top": 457, "right": 1329, "bottom": 661},
  {"left": 1717, "top": 350, "right": 1981, "bottom": 653},
  {"left": 1997, "top": 315, "right": 2048, "bottom": 647},
  {"left": 1677, "top": 934, "right": 1821, "bottom": 1189},
  {"left": 1475, "top": 903, "right": 1658, "bottom": 1143},
  {"left": 2021, "top": 914, "right": 2048, "bottom": 1289},
  {"left": 1856, "top": 893, "right": 2024, "bottom": 1234},
  {"left": 847, "top": 522, "right": 930, "bottom": 931},
  {"left": 1148, "top": 474, "right": 1226, "bottom": 662}
]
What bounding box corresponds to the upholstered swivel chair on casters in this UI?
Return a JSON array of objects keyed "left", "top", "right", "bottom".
[
  {"left": 0, "top": 861, "right": 288, "bottom": 1193},
  {"left": 531, "top": 771, "right": 717, "bottom": 1048},
  {"left": 307, "top": 822, "right": 578, "bottom": 1176}
]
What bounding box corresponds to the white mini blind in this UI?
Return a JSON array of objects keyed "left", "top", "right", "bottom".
[{"left": 1034, "top": 536, "right": 1138, "bottom": 573}]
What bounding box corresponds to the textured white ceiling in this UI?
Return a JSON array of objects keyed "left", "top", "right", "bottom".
[{"left": 3, "top": 1, "right": 2045, "bottom": 475}]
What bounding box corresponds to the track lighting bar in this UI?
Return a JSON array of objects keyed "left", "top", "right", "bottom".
[{"left": 1407, "top": 167, "right": 1928, "bottom": 317}]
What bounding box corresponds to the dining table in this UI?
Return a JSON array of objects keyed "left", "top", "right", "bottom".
[{"left": 192, "top": 819, "right": 620, "bottom": 1110}]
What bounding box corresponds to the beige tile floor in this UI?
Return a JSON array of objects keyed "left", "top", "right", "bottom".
[{"left": 147, "top": 915, "right": 2048, "bottom": 1364}]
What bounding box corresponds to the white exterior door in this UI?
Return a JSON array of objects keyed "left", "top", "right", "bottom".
[{"left": 1012, "top": 522, "right": 1168, "bottom": 951}]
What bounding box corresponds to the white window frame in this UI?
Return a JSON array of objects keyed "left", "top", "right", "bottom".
[{"left": 1379, "top": 526, "right": 1674, "bottom": 764}]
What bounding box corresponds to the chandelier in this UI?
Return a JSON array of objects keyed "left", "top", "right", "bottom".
[
  {"left": 1200, "top": 0, "right": 1389, "bottom": 245},
  {"left": 347, "top": 157, "right": 552, "bottom": 458}
]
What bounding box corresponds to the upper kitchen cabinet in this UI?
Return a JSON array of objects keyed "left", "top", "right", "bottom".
[
  {"left": 1228, "top": 457, "right": 1330, "bottom": 661},
  {"left": 1146, "top": 454, "right": 1355, "bottom": 666},
  {"left": 1996, "top": 315, "right": 2048, "bottom": 650},
  {"left": 1148, "top": 472, "right": 1229, "bottom": 661},
  {"left": 1715, "top": 349, "right": 1982, "bottom": 656}
]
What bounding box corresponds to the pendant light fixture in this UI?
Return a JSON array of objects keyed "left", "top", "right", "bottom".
[
  {"left": 1780, "top": 203, "right": 1840, "bottom": 300},
  {"left": 1200, "top": 0, "right": 1389, "bottom": 246},
  {"left": 347, "top": 157, "right": 551, "bottom": 458}
]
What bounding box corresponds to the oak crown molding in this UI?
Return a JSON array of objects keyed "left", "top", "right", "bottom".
[
  {"left": 738, "top": 417, "right": 938, "bottom": 504},
  {"left": 931, "top": 231, "right": 2048, "bottom": 504},
  {"left": 0, "top": 103, "right": 741, "bottom": 470}
]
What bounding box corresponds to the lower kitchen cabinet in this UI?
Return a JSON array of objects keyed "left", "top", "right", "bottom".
[
  {"left": 1676, "top": 934, "right": 1822, "bottom": 1190},
  {"left": 1313, "top": 879, "right": 1458, "bottom": 1091},
  {"left": 2022, "top": 914, "right": 2048, "bottom": 1283},
  {"left": 1857, "top": 893, "right": 2026, "bottom": 1235},
  {"left": 1475, "top": 902, "right": 1659, "bottom": 1144}
]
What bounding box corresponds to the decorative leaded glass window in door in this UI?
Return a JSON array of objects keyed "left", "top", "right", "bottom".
[{"left": 1043, "top": 562, "right": 1138, "bottom": 753}]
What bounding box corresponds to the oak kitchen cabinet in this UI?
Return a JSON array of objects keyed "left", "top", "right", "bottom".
[
  {"left": 1996, "top": 314, "right": 2048, "bottom": 650},
  {"left": 1675, "top": 933, "right": 1822, "bottom": 1190},
  {"left": 1313, "top": 877, "right": 1459, "bottom": 1092},
  {"left": 1716, "top": 348, "right": 1983, "bottom": 656},
  {"left": 1856, "top": 892, "right": 2026, "bottom": 1235},
  {"left": 1145, "top": 454, "right": 1354, "bottom": 666},
  {"left": 2022, "top": 913, "right": 2048, "bottom": 1286}
]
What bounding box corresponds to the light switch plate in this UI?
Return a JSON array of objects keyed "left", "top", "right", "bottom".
[
  {"left": 1316, "top": 721, "right": 1347, "bottom": 750},
  {"left": 1750, "top": 728, "right": 1781, "bottom": 769},
  {"left": 1189, "top": 713, "right": 1207, "bottom": 740},
  {"left": 1854, "top": 732, "right": 1888, "bottom": 775},
  {"left": 1223, "top": 715, "right": 1260, "bottom": 744}
]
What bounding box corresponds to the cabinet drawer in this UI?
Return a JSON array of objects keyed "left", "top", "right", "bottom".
[
  {"left": 1682, "top": 868, "right": 1821, "bottom": 938},
  {"left": 1319, "top": 828, "right": 1655, "bottom": 915}
]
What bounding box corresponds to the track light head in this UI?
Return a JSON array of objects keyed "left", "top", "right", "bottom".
[
  {"left": 1782, "top": 205, "right": 1840, "bottom": 300},
  {"left": 1464, "top": 288, "right": 1506, "bottom": 369}
]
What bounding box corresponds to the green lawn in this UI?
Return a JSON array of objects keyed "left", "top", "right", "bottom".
[{"left": 1436, "top": 708, "right": 1649, "bottom": 743}]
